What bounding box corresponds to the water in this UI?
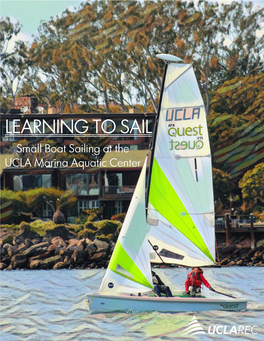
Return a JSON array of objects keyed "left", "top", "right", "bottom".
[{"left": 0, "top": 267, "right": 263, "bottom": 341}]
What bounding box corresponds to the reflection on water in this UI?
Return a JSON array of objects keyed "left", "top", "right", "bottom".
[{"left": 0, "top": 267, "right": 263, "bottom": 340}]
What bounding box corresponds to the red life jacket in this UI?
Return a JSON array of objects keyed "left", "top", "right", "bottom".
[{"left": 185, "top": 270, "right": 210, "bottom": 291}]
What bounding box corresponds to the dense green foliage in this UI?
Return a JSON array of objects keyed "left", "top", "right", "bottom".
[
  {"left": 209, "top": 72, "right": 264, "bottom": 180},
  {"left": 212, "top": 168, "right": 235, "bottom": 207},
  {"left": 78, "top": 219, "right": 122, "bottom": 242},
  {"left": 82, "top": 208, "right": 101, "bottom": 222},
  {"left": 239, "top": 163, "right": 264, "bottom": 214}
]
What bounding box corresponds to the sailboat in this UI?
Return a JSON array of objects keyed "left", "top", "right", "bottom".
[{"left": 86, "top": 54, "right": 247, "bottom": 313}]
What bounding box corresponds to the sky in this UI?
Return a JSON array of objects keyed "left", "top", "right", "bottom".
[{"left": 0, "top": 0, "right": 83, "bottom": 43}]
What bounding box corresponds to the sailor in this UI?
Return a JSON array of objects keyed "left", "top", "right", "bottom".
[
  {"left": 185, "top": 267, "right": 213, "bottom": 297},
  {"left": 152, "top": 270, "right": 173, "bottom": 297}
]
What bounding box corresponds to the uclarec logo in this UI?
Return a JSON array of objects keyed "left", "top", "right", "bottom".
[
  {"left": 182, "top": 316, "right": 205, "bottom": 336},
  {"left": 181, "top": 316, "right": 259, "bottom": 336}
]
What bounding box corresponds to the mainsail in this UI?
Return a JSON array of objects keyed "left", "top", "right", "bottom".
[
  {"left": 99, "top": 159, "right": 153, "bottom": 294},
  {"left": 147, "top": 56, "right": 215, "bottom": 267},
  {"left": 98, "top": 55, "right": 215, "bottom": 297}
]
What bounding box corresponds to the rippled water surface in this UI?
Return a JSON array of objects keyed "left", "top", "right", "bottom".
[{"left": 0, "top": 267, "right": 263, "bottom": 341}]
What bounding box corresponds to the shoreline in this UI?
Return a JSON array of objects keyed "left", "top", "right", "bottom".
[{"left": 0, "top": 225, "right": 263, "bottom": 270}]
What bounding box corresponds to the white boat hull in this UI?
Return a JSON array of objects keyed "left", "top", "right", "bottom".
[{"left": 86, "top": 293, "right": 247, "bottom": 313}]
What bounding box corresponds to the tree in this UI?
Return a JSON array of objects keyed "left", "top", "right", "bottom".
[
  {"left": 17, "top": 1, "right": 263, "bottom": 114},
  {"left": 28, "top": 16, "right": 82, "bottom": 113},
  {"left": 239, "top": 163, "right": 264, "bottom": 210},
  {"left": 213, "top": 167, "right": 235, "bottom": 208},
  {"left": 208, "top": 71, "right": 264, "bottom": 180},
  {"left": 188, "top": 1, "right": 264, "bottom": 114},
  {"left": 69, "top": 0, "right": 264, "bottom": 114},
  {"left": 27, "top": 188, "right": 77, "bottom": 223},
  {"left": 0, "top": 17, "right": 29, "bottom": 114},
  {"left": 71, "top": 1, "right": 135, "bottom": 112},
  {"left": 80, "top": 1, "right": 179, "bottom": 112}
]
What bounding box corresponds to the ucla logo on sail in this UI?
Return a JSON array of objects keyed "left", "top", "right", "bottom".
[{"left": 166, "top": 107, "right": 200, "bottom": 121}]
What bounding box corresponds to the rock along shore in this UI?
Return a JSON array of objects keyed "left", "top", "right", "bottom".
[
  {"left": 217, "top": 235, "right": 264, "bottom": 267},
  {"left": 0, "top": 225, "right": 263, "bottom": 270},
  {"left": 0, "top": 224, "right": 115, "bottom": 270}
]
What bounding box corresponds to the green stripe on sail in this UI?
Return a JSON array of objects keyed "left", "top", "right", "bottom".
[
  {"left": 149, "top": 158, "right": 214, "bottom": 263},
  {"left": 108, "top": 240, "right": 153, "bottom": 289}
]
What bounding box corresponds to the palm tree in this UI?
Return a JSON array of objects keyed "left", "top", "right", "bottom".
[
  {"left": 42, "top": 190, "right": 76, "bottom": 224},
  {"left": 53, "top": 198, "right": 66, "bottom": 224}
]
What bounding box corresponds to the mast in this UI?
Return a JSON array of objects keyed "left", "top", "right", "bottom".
[{"left": 146, "top": 54, "right": 183, "bottom": 213}]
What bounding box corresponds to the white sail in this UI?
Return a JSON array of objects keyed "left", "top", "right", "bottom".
[
  {"left": 99, "top": 159, "right": 153, "bottom": 295},
  {"left": 147, "top": 60, "right": 215, "bottom": 267}
]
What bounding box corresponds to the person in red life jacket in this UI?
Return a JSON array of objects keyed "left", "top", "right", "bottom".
[{"left": 185, "top": 267, "right": 214, "bottom": 297}]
